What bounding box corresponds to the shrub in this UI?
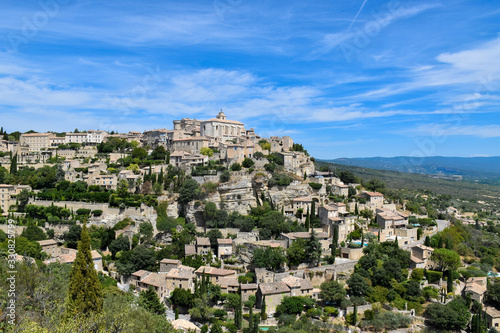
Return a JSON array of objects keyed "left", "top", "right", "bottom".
[
  {"left": 308, "top": 182, "right": 322, "bottom": 190},
  {"left": 268, "top": 173, "right": 293, "bottom": 187},
  {"left": 242, "top": 157, "right": 254, "bottom": 168},
  {"left": 92, "top": 210, "right": 103, "bottom": 217},
  {"left": 230, "top": 163, "right": 242, "bottom": 171},
  {"left": 426, "top": 270, "right": 443, "bottom": 284},
  {"left": 219, "top": 170, "right": 231, "bottom": 183},
  {"left": 76, "top": 208, "right": 91, "bottom": 216}
]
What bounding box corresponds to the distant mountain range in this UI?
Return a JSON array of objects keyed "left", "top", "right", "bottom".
[{"left": 322, "top": 156, "right": 500, "bottom": 182}]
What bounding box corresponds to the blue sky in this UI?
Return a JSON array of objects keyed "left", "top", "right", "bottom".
[{"left": 0, "top": 0, "right": 499, "bottom": 159}]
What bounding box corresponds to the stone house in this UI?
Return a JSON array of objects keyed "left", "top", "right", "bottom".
[
  {"left": 376, "top": 209, "right": 409, "bottom": 230},
  {"left": 339, "top": 246, "right": 364, "bottom": 260},
  {"left": 464, "top": 277, "right": 488, "bottom": 303},
  {"left": 37, "top": 239, "right": 59, "bottom": 257},
  {"left": 280, "top": 276, "right": 313, "bottom": 297},
  {"left": 256, "top": 281, "right": 290, "bottom": 314},
  {"left": 360, "top": 191, "right": 384, "bottom": 210},
  {"left": 279, "top": 232, "right": 330, "bottom": 251},
  {"left": 217, "top": 238, "right": 233, "bottom": 259},
  {"left": 196, "top": 237, "right": 211, "bottom": 255},
  {"left": 410, "top": 244, "right": 434, "bottom": 269},
  {"left": 241, "top": 283, "right": 258, "bottom": 303},
  {"left": 484, "top": 307, "right": 500, "bottom": 330},
  {"left": 136, "top": 272, "right": 168, "bottom": 300},
  {"left": 194, "top": 266, "right": 237, "bottom": 284}
]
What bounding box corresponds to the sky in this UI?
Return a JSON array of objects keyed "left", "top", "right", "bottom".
[{"left": 0, "top": 0, "right": 499, "bottom": 159}]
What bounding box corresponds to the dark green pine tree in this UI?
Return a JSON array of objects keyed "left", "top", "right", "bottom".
[
  {"left": 158, "top": 167, "right": 164, "bottom": 185},
  {"left": 424, "top": 235, "right": 431, "bottom": 247},
  {"left": 65, "top": 223, "right": 103, "bottom": 318},
  {"left": 377, "top": 229, "right": 381, "bottom": 242},
  {"left": 352, "top": 303, "right": 357, "bottom": 325},
  {"left": 355, "top": 203, "right": 359, "bottom": 215},
  {"left": 139, "top": 287, "right": 166, "bottom": 315},
  {"left": 361, "top": 230, "right": 364, "bottom": 246},
  {"left": 235, "top": 286, "right": 243, "bottom": 329},
  {"left": 310, "top": 200, "right": 316, "bottom": 226}
]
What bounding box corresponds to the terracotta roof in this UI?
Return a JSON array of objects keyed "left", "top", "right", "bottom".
[
  {"left": 217, "top": 238, "right": 233, "bottom": 245},
  {"left": 280, "top": 276, "right": 313, "bottom": 290},
  {"left": 217, "top": 276, "right": 239, "bottom": 289},
  {"left": 485, "top": 307, "right": 500, "bottom": 319},
  {"left": 241, "top": 283, "right": 258, "bottom": 290},
  {"left": 37, "top": 239, "right": 57, "bottom": 246},
  {"left": 185, "top": 244, "right": 196, "bottom": 256},
  {"left": 166, "top": 266, "right": 195, "bottom": 280},
  {"left": 141, "top": 272, "right": 166, "bottom": 287},
  {"left": 172, "top": 319, "right": 200, "bottom": 332},
  {"left": 160, "top": 258, "right": 181, "bottom": 265},
  {"left": 410, "top": 255, "right": 424, "bottom": 264},
  {"left": 21, "top": 133, "right": 51, "bottom": 137},
  {"left": 413, "top": 244, "right": 434, "bottom": 252},
  {"left": 259, "top": 281, "right": 290, "bottom": 295},
  {"left": 196, "top": 237, "right": 211, "bottom": 246},
  {"left": 466, "top": 283, "right": 487, "bottom": 295},
  {"left": 363, "top": 191, "right": 384, "bottom": 197},
  {"left": 132, "top": 270, "right": 150, "bottom": 278},
  {"left": 195, "top": 266, "right": 237, "bottom": 277}
]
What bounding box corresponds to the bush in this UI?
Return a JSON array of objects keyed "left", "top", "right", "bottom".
[
  {"left": 219, "top": 170, "right": 231, "bottom": 183},
  {"left": 92, "top": 210, "right": 103, "bottom": 217},
  {"left": 426, "top": 270, "right": 443, "bottom": 284},
  {"left": 308, "top": 182, "right": 322, "bottom": 190},
  {"left": 268, "top": 173, "right": 293, "bottom": 187},
  {"left": 230, "top": 163, "right": 242, "bottom": 171},
  {"left": 76, "top": 208, "right": 91, "bottom": 216},
  {"left": 242, "top": 157, "right": 254, "bottom": 168}
]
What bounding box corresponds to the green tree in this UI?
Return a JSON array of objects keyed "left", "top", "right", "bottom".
[
  {"left": 306, "top": 230, "right": 321, "bottom": 266},
  {"left": 219, "top": 170, "right": 231, "bottom": 183},
  {"left": 64, "top": 225, "right": 82, "bottom": 249},
  {"left": 109, "top": 234, "right": 130, "bottom": 259},
  {"left": 253, "top": 247, "right": 287, "bottom": 271},
  {"left": 20, "top": 223, "right": 47, "bottom": 241},
  {"left": 287, "top": 238, "right": 307, "bottom": 267},
  {"left": 242, "top": 157, "right": 255, "bottom": 168},
  {"left": 10, "top": 153, "right": 17, "bottom": 174},
  {"left": 170, "top": 288, "right": 194, "bottom": 308},
  {"left": 431, "top": 248, "right": 461, "bottom": 272},
  {"left": 347, "top": 273, "right": 372, "bottom": 297},
  {"left": 200, "top": 147, "right": 213, "bottom": 157},
  {"left": 139, "top": 287, "right": 166, "bottom": 315},
  {"left": 179, "top": 179, "right": 200, "bottom": 204},
  {"left": 319, "top": 280, "right": 346, "bottom": 304},
  {"left": 65, "top": 224, "right": 103, "bottom": 318}
]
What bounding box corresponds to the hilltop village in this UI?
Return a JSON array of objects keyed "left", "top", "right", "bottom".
[{"left": 1, "top": 112, "right": 500, "bottom": 332}]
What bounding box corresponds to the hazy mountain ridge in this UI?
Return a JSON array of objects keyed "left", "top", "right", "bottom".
[{"left": 324, "top": 156, "right": 500, "bottom": 181}]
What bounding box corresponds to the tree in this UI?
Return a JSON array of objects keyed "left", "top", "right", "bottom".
[
  {"left": 319, "top": 280, "right": 346, "bottom": 304},
  {"left": 109, "top": 234, "right": 130, "bottom": 259},
  {"left": 417, "top": 228, "right": 423, "bottom": 240},
  {"left": 17, "top": 189, "right": 30, "bottom": 212},
  {"left": 287, "top": 238, "right": 307, "bottom": 267},
  {"left": 179, "top": 179, "right": 200, "bottom": 204},
  {"left": 242, "top": 157, "right": 254, "bottom": 168},
  {"left": 64, "top": 225, "right": 82, "bottom": 249},
  {"left": 431, "top": 248, "right": 461, "bottom": 272},
  {"left": 425, "top": 297, "right": 471, "bottom": 331},
  {"left": 276, "top": 296, "right": 305, "bottom": 316},
  {"left": 10, "top": 153, "right": 17, "bottom": 174},
  {"left": 151, "top": 145, "right": 167, "bottom": 160},
  {"left": 347, "top": 273, "right": 372, "bottom": 297},
  {"left": 253, "top": 247, "right": 287, "bottom": 271},
  {"left": 424, "top": 236, "right": 431, "bottom": 247},
  {"left": 139, "top": 287, "right": 166, "bottom": 315},
  {"left": 204, "top": 202, "right": 218, "bottom": 227},
  {"left": 200, "top": 147, "right": 213, "bottom": 157},
  {"left": 21, "top": 224, "right": 47, "bottom": 241},
  {"left": 304, "top": 206, "right": 310, "bottom": 230},
  {"left": 131, "top": 147, "right": 148, "bottom": 160},
  {"left": 170, "top": 288, "right": 194, "bottom": 308},
  {"left": 230, "top": 163, "right": 241, "bottom": 171},
  {"left": 306, "top": 230, "right": 321, "bottom": 266},
  {"left": 65, "top": 224, "right": 103, "bottom": 318},
  {"left": 219, "top": 170, "right": 231, "bottom": 183}
]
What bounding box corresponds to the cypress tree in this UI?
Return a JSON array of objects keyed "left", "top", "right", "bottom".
[
  {"left": 139, "top": 287, "right": 166, "bottom": 315},
  {"left": 377, "top": 229, "right": 381, "bottom": 242},
  {"left": 65, "top": 223, "right": 103, "bottom": 318},
  {"left": 355, "top": 203, "right": 359, "bottom": 215},
  {"left": 10, "top": 154, "right": 17, "bottom": 175},
  {"left": 305, "top": 206, "right": 310, "bottom": 230},
  {"left": 261, "top": 296, "right": 266, "bottom": 320},
  {"left": 424, "top": 236, "right": 431, "bottom": 247},
  {"left": 361, "top": 230, "right": 364, "bottom": 246},
  {"left": 353, "top": 303, "right": 357, "bottom": 325},
  {"left": 248, "top": 305, "right": 254, "bottom": 333}
]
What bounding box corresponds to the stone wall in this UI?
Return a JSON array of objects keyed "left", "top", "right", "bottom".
[{"left": 29, "top": 199, "right": 155, "bottom": 217}]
